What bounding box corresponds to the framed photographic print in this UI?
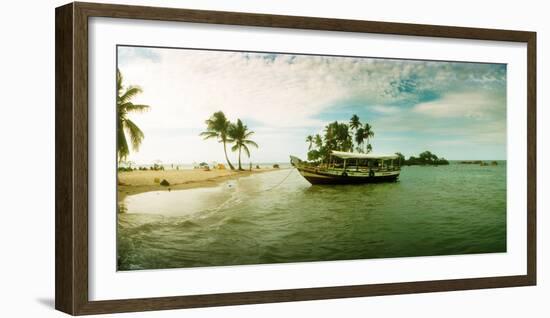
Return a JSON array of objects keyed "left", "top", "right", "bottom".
[{"left": 55, "top": 2, "right": 536, "bottom": 315}]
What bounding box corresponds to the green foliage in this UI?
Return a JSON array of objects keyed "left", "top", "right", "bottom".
[
  {"left": 150, "top": 163, "right": 164, "bottom": 171},
  {"left": 307, "top": 149, "right": 321, "bottom": 161},
  {"left": 117, "top": 166, "right": 134, "bottom": 172},
  {"left": 349, "top": 114, "right": 361, "bottom": 131},
  {"left": 200, "top": 112, "right": 258, "bottom": 171},
  {"left": 228, "top": 119, "right": 259, "bottom": 170},
  {"left": 324, "top": 121, "right": 353, "bottom": 153},
  {"left": 306, "top": 135, "right": 314, "bottom": 150},
  {"left": 404, "top": 151, "right": 449, "bottom": 165},
  {"left": 305, "top": 114, "right": 375, "bottom": 163},
  {"left": 117, "top": 69, "right": 150, "bottom": 162},
  {"left": 314, "top": 134, "right": 323, "bottom": 148},
  {"left": 200, "top": 111, "right": 236, "bottom": 170},
  {"left": 395, "top": 152, "right": 406, "bottom": 165}
]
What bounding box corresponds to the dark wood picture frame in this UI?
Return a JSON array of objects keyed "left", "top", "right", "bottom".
[{"left": 55, "top": 2, "right": 537, "bottom": 315}]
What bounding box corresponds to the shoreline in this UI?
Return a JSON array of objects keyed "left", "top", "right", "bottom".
[{"left": 118, "top": 168, "right": 285, "bottom": 201}]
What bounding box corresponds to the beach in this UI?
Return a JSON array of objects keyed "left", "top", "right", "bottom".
[{"left": 118, "top": 168, "right": 281, "bottom": 199}]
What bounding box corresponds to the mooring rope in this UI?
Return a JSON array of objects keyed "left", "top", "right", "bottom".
[
  {"left": 255, "top": 168, "right": 296, "bottom": 193},
  {"left": 209, "top": 168, "right": 296, "bottom": 213}
]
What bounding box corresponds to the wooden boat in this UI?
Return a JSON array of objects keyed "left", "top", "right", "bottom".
[{"left": 290, "top": 151, "right": 400, "bottom": 185}]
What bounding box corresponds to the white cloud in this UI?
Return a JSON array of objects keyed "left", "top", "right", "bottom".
[
  {"left": 117, "top": 47, "right": 507, "bottom": 162},
  {"left": 370, "top": 105, "right": 401, "bottom": 114},
  {"left": 412, "top": 90, "right": 505, "bottom": 120}
]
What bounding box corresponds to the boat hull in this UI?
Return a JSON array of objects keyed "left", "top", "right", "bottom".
[{"left": 297, "top": 167, "right": 399, "bottom": 185}]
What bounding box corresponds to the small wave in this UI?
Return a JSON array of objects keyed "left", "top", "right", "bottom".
[
  {"left": 122, "top": 222, "right": 157, "bottom": 235},
  {"left": 221, "top": 215, "right": 258, "bottom": 227},
  {"left": 174, "top": 219, "right": 199, "bottom": 229}
]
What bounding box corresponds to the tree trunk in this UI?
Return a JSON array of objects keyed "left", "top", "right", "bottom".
[
  {"left": 238, "top": 146, "right": 242, "bottom": 170},
  {"left": 223, "top": 141, "right": 235, "bottom": 170}
]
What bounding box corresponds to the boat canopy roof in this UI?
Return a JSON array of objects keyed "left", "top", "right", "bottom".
[{"left": 331, "top": 150, "right": 399, "bottom": 160}]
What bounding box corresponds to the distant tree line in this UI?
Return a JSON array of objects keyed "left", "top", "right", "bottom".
[
  {"left": 395, "top": 151, "right": 449, "bottom": 166},
  {"left": 118, "top": 162, "right": 165, "bottom": 172}
]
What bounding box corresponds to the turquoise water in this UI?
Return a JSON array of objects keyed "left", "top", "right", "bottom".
[{"left": 117, "top": 162, "right": 506, "bottom": 270}]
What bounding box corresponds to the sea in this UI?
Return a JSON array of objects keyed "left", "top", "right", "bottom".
[{"left": 117, "top": 161, "right": 506, "bottom": 270}]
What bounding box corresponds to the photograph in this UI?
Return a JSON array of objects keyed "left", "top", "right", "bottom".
[{"left": 116, "top": 45, "right": 507, "bottom": 271}]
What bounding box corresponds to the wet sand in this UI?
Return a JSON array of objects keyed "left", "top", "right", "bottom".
[{"left": 118, "top": 168, "right": 281, "bottom": 200}]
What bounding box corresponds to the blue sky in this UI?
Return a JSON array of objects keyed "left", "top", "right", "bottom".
[{"left": 118, "top": 46, "right": 506, "bottom": 164}]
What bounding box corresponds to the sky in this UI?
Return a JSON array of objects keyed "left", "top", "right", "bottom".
[{"left": 117, "top": 46, "right": 507, "bottom": 164}]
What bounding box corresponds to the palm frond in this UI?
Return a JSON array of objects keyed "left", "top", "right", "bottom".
[
  {"left": 205, "top": 111, "right": 230, "bottom": 132},
  {"left": 243, "top": 140, "right": 258, "bottom": 148},
  {"left": 355, "top": 127, "right": 365, "bottom": 145},
  {"left": 119, "top": 86, "right": 143, "bottom": 104},
  {"left": 349, "top": 114, "right": 362, "bottom": 130},
  {"left": 243, "top": 130, "right": 255, "bottom": 139},
  {"left": 122, "top": 103, "right": 150, "bottom": 113},
  {"left": 123, "top": 119, "right": 145, "bottom": 151},
  {"left": 117, "top": 120, "right": 129, "bottom": 162},
  {"left": 116, "top": 69, "right": 123, "bottom": 94},
  {"left": 199, "top": 130, "right": 219, "bottom": 140},
  {"left": 116, "top": 69, "right": 149, "bottom": 159}
]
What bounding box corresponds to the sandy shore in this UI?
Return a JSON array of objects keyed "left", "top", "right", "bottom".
[{"left": 118, "top": 168, "right": 281, "bottom": 200}]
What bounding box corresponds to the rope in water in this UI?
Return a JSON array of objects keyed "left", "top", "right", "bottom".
[
  {"left": 210, "top": 168, "right": 296, "bottom": 213},
  {"left": 255, "top": 168, "right": 296, "bottom": 193}
]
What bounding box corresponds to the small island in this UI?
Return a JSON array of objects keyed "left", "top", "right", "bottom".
[
  {"left": 460, "top": 160, "right": 499, "bottom": 166},
  {"left": 396, "top": 151, "right": 450, "bottom": 166}
]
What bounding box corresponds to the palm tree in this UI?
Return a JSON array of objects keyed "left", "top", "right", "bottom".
[
  {"left": 314, "top": 134, "right": 323, "bottom": 149},
  {"left": 228, "top": 119, "right": 258, "bottom": 170},
  {"left": 200, "top": 111, "right": 236, "bottom": 170},
  {"left": 362, "top": 123, "right": 374, "bottom": 153},
  {"left": 117, "top": 69, "right": 150, "bottom": 163},
  {"left": 323, "top": 121, "right": 353, "bottom": 153},
  {"left": 353, "top": 123, "right": 375, "bottom": 153},
  {"left": 354, "top": 127, "right": 365, "bottom": 153},
  {"left": 306, "top": 135, "right": 314, "bottom": 150},
  {"left": 323, "top": 121, "right": 337, "bottom": 152},
  {"left": 336, "top": 123, "right": 353, "bottom": 152},
  {"left": 349, "top": 114, "right": 362, "bottom": 152},
  {"left": 349, "top": 114, "right": 361, "bottom": 131}
]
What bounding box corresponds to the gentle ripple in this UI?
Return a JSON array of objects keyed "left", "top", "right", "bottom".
[{"left": 117, "top": 162, "right": 506, "bottom": 270}]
